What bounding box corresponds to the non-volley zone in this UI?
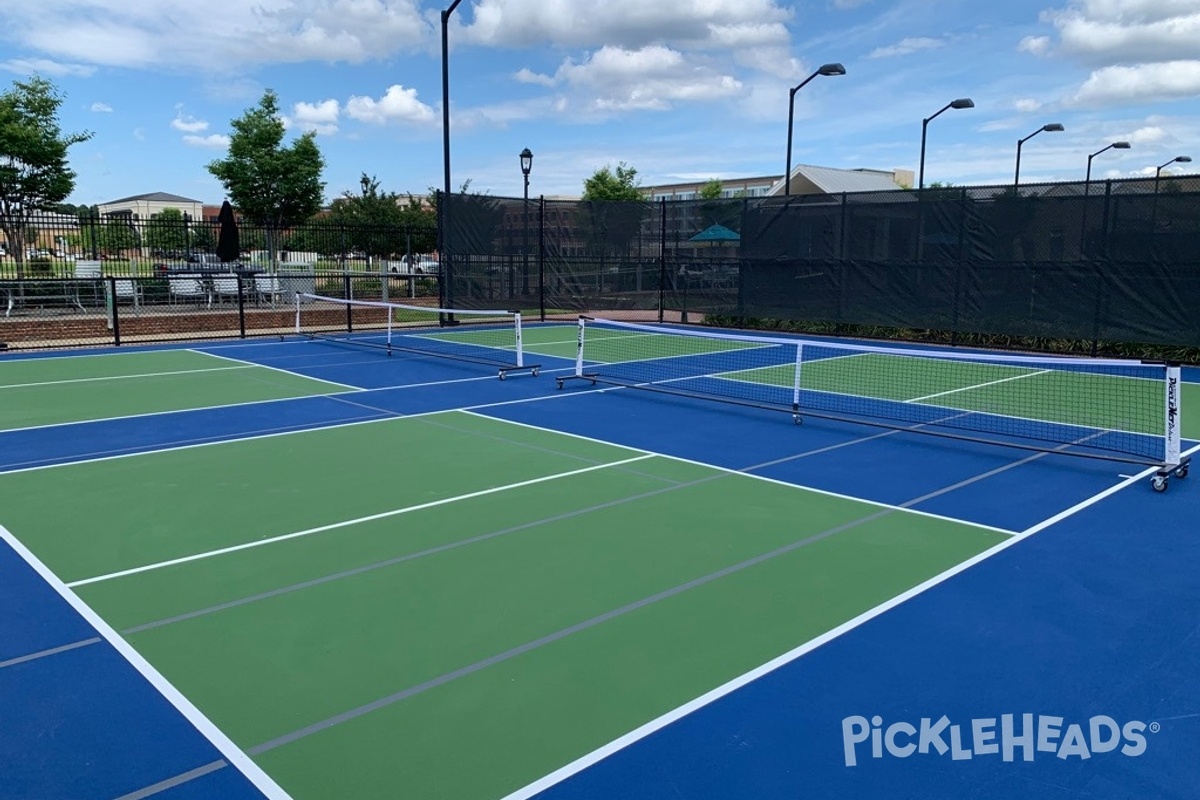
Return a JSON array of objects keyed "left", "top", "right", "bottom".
[{"left": 0, "top": 410, "right": 1009, "bottom": 799}]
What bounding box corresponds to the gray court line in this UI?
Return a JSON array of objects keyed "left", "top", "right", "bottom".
[
  {"left": 322, "top": 393, "right": 409, "bottom": 418},
  {"left": 123, "top": 472, "right": 714, "bottom": 636},
  {"left": 0, "top": 636, "right": 102, "bottom": 668},
  {"left": 111, "top": 759, "right": 228, "bottom": 800},
  {"left": 246, "top": 502, "right": 902, "bottom": 757},
  {"left": 0, "top": 468, "right": 717, "bottom": 669}
]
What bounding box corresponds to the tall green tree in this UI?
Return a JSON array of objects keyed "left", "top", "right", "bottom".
[
  {"left": 0, "top": 76, "right": 93, "bottom": 277},
  {"left": 698, "top": 179, "right": 723, "bottom": 200},
  {"left": 581, "top": 162, "right": 643, "bottom": 202},
  {"left": 327, "top": 174, "right": 407, "bottom": 263},
  {"left": 579, "top": 163, "right": 648, "bottom": 260},
  {"left": 144, "top": 207, "right": 190, "bottom": 254},
  {"left": 207, "top": 90, "right": 325, "bottom": 270}
]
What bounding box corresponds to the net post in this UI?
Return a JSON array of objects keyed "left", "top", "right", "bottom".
[
  {"left": 1165, "top": 364, "right": 1182, "bottom": 467},
  {"left": 294, "top": 293, "right": 301, "bottom": 336},
  {"left": 514, "top": 311, "right": 525, "bottom": 368},
  {"left": 574, "top": 316, "right": 587, "bottom": 378},
  {"left": 792, "top": 342, "right": 803, "bottom": 420}
]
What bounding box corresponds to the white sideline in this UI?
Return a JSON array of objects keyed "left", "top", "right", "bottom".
[
  {"left": 66, "top": 454, "right": 656, "bottom": 587},
  {"left": 0, "top": 525, "right": 293, "bottom": 800},
  {"left": 0, "top": 364, "right": 255, "bottom": 391},
  {"left": 496, "top": 440, "right": 1200, "bottom": 800}
]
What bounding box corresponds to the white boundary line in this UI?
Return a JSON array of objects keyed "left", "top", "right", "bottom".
[
  {"left": 904, "top": 369, "right": 1051, "bottom": 403},
  {"left": 496, "top": 440, "right": 1200, "bottom": 800},
  {"left": 0, "top": 380, "right": 616, "bottom": 476},
  {"left": 192, "top": 348, "right": 362, "bottom": 391},
  {"left": 459, "top": 410, "right": 1015, "bottom": 536},
  {"left": 0, "top": 524, "right": 292, "bottom": 800},
  {"left": 0, "top": 364, "right": 256, "bottom": 391},
  {"left": 66, "top": 454, "right": 656, "bottom": 587}
]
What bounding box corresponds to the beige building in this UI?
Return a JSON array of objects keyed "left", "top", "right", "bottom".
[
  {"left": 98, "top": 192, "right": 205, "bottom": 222},
  {"left": 642, "top": 165, "right": 913, "bottom": 201}
]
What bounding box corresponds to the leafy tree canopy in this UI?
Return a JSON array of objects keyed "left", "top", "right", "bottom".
[
  {"left": 582, "top": 162, "right": 643, "bottom": 202},
  {"left": 0, "top": 76, "right": 92, "bottom": 275},
  {"left": 698, "top": 179, "right": 723, "bottom": 200},
  {"left": 207, "top": 90, "right": 325, "bottom": 232}
]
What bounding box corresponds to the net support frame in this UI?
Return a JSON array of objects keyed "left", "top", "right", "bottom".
[
  {"left": 559, "top": 316, "right": 1192, "bottom": 492},
  {"left": 294, "top": 293, "right": 539, "bottom": 379}
]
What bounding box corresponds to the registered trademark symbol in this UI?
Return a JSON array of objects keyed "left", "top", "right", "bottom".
[{"left": 1149, "top": 722, "right": 1161, "bottom": 734}]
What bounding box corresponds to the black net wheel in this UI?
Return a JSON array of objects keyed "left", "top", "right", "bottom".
[{"left": 1152, "top": 475, "right": 1168, "bottom": 492}]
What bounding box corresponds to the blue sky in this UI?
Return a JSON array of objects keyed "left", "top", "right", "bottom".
[{"left": 2, "top": 0, "right": 1198, "bottom": 206}]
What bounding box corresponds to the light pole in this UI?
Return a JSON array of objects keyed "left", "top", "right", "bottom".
[
  {"left": 1014, "top": 123, "right": 1064, "bottom": 189},
  {"left": 1155, "top": 155, "right": 1192, "bottom": 192},
  {"left": 440, "top": 0, "right": 464, "bottom": 318},
  {"left": 1086, "top": 141, "right": 1131, "bottom": 187},
  {"left": 520, "top": 147, "right": 532, "bottom": 295},
  {"left": 784, "top": 63, "right": 845, "bottom": 196},
  {"left": 918, "top": 98, "right": 973, "bottom": 190},
  {"left": 1081, "top": 141, "right": 1130, "bottom": 256},
  {"left": 1152, "top": 155, "right": 1191, "bottom": 234}
]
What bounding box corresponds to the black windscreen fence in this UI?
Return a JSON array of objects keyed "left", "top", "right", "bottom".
[{"left": 440, "top": 176, "right": 1200, "bottom": 345}]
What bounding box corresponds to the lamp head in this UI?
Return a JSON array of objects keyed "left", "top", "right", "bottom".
[
  {"left": 1112, "top": 141, "right": 1131, "bottom": 149},
  {"left": 950, "top": 98, "right": 974, "bottom": 110},
  {"left": 1176, "top": 155, "right": 1193, "bottom": 164},
  {"left": 1042, "top": 123, "right": 1065, "bottom": 132},
  {"left": 519, "top": 148, "right": 533, "bottom": 176},
  {"left": 817, "top": 62, "right": 846, "bottom": 77}
]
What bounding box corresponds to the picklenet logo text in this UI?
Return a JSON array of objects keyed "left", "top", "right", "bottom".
[{"left": 842, "top": 714, "right": 1150, "bottom": 767}]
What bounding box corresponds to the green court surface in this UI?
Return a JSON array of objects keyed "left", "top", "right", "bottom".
[
  {"left": 0, "top": 350, "right": 350, "bottom": 431},
  {"left": 0, "top": 411, "right": 1007, "bottom": 800}
]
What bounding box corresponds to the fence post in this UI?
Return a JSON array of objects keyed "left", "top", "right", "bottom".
[
  {"left": 108, "top": 276, "right": 121, "bottom": 346},
  {"left": 658, "top": 198, "right": 667, "bottom": 323},
  {"left": 237, "top": 275, "right": 247, "bottom": 338},
  {"left": 538, "top": 196, "right": 546, "bottom": 322}
]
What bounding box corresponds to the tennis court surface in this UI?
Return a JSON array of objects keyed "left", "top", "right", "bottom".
[{"left": 2, "top": 317, "right": 1198, "bottom": 800}]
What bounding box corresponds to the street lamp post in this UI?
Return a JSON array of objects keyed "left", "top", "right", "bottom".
[
  {"left": 918, "top": 98, "right": 973, "bottom": 190},
  {"left": 1152, "top": 155, "right": 1192, "bottom": 234},
  {"left": 1080, "top": 141, "right": 1130, "bottom": 256},
  {"left": 520, "top": 148, "right": 532, "bottom": 295},
  {"left": 784, "top": 63, "right": 845, "bottom": 196},
  {"left": 1155, "top": 155, "right": 1192, "bottom": 193},
  {"left": 440, "top": 0, "right": 464, "bottom": 319},
  {"left": 1014, "top": 123, "right": 1064, "bottom": 189}
]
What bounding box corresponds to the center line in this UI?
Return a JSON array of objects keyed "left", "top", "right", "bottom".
[{"left": 905, "top": 369, "right": 1050, "bottom": 403}]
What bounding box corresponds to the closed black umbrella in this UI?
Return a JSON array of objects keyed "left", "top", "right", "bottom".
[{"left": 215, "top": 200, "right": 240, "bottom": 263}]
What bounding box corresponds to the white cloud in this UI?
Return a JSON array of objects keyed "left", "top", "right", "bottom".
[
  {"left": 1044, "top": 1, "right": 1200, "bottom": 65},
  {"left": 90, "top": 102, "right": 113, "bottom": 113},
  {"left": 345, "top": 85, "right": 435, "bottom": 125},
  {"left": 1, "top": 0, "right": 429, "bottom": 72},
  {"left": 182, "top": 133, "right": 230, "bottom": 148},
  {"left": 171, "top": 115, "right": 209, "bottom": 133},
  {"left": 1018, "top": 35, "right": 1051, "bottom": 56},
  {"left": 1126, "top": 125, "right": 1169, "bottom": 144},
  {"left": 1014, "top": 98, "right": 1043, "bottom": 112},
  {"left": 290, "top": 99, "right": 340, "bottom": 135},
  {"left": 1072, "top": 60, "right": 1200, "bottom": 105},
  {"left": 0, "top": 57, "right": 95, "bottom": 77},
  {"left": 553, "top": 45, "right": 742, "bottom": 112},
  {"left": 462, "top": 0, "right": 791, "bottom": 50},
  {"left": 868, "top": 36, "right": 944, "bottom": 59},
  {"left": 514, "top": 68, "right": 556, "bottom": 86}
]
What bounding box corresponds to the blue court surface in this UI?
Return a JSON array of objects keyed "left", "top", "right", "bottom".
[{"left": 1, "top": 325, "right": 1197, "bottom": 800}]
